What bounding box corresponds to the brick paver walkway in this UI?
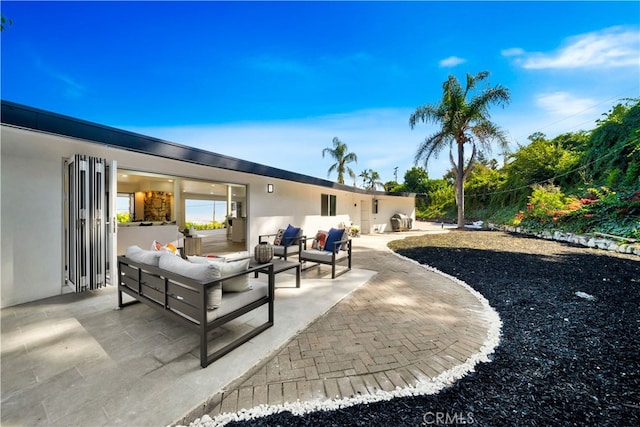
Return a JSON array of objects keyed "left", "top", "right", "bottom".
[{"left": 185, "top": 228, "right": 498, "bottom": 423}]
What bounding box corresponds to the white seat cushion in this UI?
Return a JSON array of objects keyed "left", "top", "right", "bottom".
[
  {"left": 206, "top": 282, "right": 268, "bottom": 322},
  {"left": 273, "top": 244, "right": 300, "bottom": 256},
  {"left": 300, "top": 249, "right": 347, "bottom": 263}
]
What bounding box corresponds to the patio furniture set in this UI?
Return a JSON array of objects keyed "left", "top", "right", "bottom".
[
  {"left": 116, "top": 225, "right": 352, "bottom": 368},
  {"left": 258, "top": 224, "right": 353, "bottom": 280}
]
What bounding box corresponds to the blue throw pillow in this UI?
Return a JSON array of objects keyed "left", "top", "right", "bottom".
[
  {"left": 324, "top": 228, "right": 345, "bottom": 253},
  {"left": 282, "top": 224, "right": 300, "bottom": 246}
]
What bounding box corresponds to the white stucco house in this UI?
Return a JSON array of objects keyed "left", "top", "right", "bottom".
[{"left": 1, "top": 100, "right": 416, "bottom": 308}]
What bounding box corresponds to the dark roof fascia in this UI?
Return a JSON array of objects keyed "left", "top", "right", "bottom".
[{"left": 1, "top": 100, "right": 400, "bottom": 196}]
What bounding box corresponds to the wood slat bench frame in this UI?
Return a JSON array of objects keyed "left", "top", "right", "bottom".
[{"left": 117, "top": 256, "right": 274, "bottom": 368}]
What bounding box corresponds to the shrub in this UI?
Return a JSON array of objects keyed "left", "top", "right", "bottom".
[
  {"left": 513, "top": 185, "right": 640, "bottom": 239},
  {"left": 116, "top": 212, "right": 130, "bottom": 223},
  {"left": 185, "top": 221, "right": 225, "bottom": 230}
]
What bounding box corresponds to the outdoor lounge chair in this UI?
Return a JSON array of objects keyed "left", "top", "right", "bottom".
[
  {"left": 299, "top": 228, "right": 352, "bottom": 278},
  {"left": 259, "top": 224, "right": 304, "bottom": 260}
]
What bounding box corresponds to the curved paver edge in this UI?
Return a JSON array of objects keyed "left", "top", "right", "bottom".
[{"left": 190, "top": 247, "right": 503, "bottom": 427}]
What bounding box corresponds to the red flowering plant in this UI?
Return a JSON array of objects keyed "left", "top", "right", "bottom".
[
  {"left": 515, "top": 185, "right": 640, "bottom": 239},
  {"left": 515, "top": 184, "right": 568, "bottom": 229},
  {"left": 568, "top": 187, "right": 640, "bottom": 239}
]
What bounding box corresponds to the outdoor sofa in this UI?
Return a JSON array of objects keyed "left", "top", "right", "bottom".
[{"left": 117, "top": 245, "right": 274, "bottom": 368}]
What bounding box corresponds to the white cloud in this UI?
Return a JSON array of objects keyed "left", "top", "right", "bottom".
[
  {"left": 32, "top": 53, "right": 86, "bottom": 98},
  {"left": 507, "top": 26, "right": 640, "bottom": 69},
  {"left": 501, "top": 47, "right": 525, "bottom": 57},
  {"left": 492, "top": 91, "right": 612, "bottom": 151},
  {"left": 535, "top": 92, "right": 599, "bottom": 117},
  {"left": 123, "top": 92, "right": 621, "bottom": 185},
  {"left": 54, "top": 73, "right": 86, "bottom": 99},
  {"left": 439, "top": 56, "right": 466, "bottom": 68}
]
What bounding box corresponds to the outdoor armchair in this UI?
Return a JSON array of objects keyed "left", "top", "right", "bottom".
[
  {"left": 259, "top": 224, "right": 304, "bottom": 260},
  {"left": 300, "top": 227, "right": 352, "bottom": 278}
]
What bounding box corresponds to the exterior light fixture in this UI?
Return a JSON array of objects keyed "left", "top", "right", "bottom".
[{"left": 267, "top": 184, "right": 274, "bottom": 193}]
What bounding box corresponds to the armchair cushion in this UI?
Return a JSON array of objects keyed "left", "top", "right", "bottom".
[
  {"left": 300, "top": 249, "right": 349, "bottom": 263},
  {"left": 273, "top": 244, "right": 300, "bottom": 257},
  {"left": 311, "top": 230, "right": 328, "bottom": 250},
  {"left": 272, "top": 228, "right": 285, "bottom": 245},
  {"left": 282, "top": 224, "right": 301, "bottom": 246},
  {"left": 324, "top": 228, "right": 347, "bottom": 253}
]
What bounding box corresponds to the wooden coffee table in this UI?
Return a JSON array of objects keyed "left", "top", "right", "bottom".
[{"left": 250, "top": 258, "right": 301, "bottom": 288}]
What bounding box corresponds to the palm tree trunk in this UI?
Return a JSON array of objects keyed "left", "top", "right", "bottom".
[{"left": 457, "top": 141, "right": 465, "bottom": 228}]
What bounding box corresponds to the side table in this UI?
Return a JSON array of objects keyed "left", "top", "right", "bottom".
[{"left": 184, "top": 236, "right": 202, "bottom": 256}]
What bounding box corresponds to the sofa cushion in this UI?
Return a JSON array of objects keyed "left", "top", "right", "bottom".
[
  {"left": 125, "top": 245, "right": 162, "bottom": 266},
  {"left": 223, "top": 251, "right": 251, "bottom": 262},
  {"left": 219, "top": 258, "right": 252, "bottom": 292},
  {"left": 187, "top": 255, "right": 226, "bottom": 264},
  {"left": 159, "top": 252, "right": 221, "bottom": 282},
  {"left": 324, "top": 228, "right": 346, "bottom": 253},
  {"left": 206, "top": 285, "right": 223, "bottom": 310},
  {"left": 206, "top": 282, "right": 268, "bottom": 322}
]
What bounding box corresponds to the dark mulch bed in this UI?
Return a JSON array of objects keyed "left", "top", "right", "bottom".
[{"left": 227, "top": 230, "right": 640, "bottom": 426}]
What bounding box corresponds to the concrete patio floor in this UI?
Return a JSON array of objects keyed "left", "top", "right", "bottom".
[{"left": 1, "top": 223, "right": 498, "bottom": 427}]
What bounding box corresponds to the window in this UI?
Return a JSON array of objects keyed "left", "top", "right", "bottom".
[
  {"left": 185, "top": 199, "right": 227, "bottom": 229},
  {"left": 321, "top": 194, "right": 337, "bottom": 216},
  {"left": 116, "top": 193, "right": 134, "bottom": 222}
]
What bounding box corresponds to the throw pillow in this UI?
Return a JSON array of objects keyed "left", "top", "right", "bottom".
[
  {"left": 324, "top": 228, "right": 346, "bottom": 253},
  {"left": 219, "top": 258, "right": 252, "bottom": 292},
  {"left": 223, "top": 251, "right": 251, "bottom": 262},
  {"left": 282, "top": 224, "right": 301, "bottom": 246},
  {"left": 187, "top": 255, "right": 226, "bottom": 264},
  {"left": 151, "top": 240, "right": 179, "bottom": 255},
  {"left": 125, "top": 245, "right": 162, "bottom": 266},
  {"left": 207, "top": 285, "right": 222, "bottom": 310},
  {"left": 311, "top": 230, "right": 328, "bottom": 250},
  {"left": 273, "top": 228, "right": 285, "bottom": 245},
  {"left": 159, "top": 252, "right": 221, "bottom": 282},
  {"left": 187, "top": 255, "right": 209, "bottom": 264}
]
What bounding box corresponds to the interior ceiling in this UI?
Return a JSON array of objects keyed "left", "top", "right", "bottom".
[{"left": 118, "top": 169, "right": 245, "bottom": 197}]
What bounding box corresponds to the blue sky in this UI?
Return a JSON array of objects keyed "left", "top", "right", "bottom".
[{"left": 2, "top": 1, "right": 639, "bottom": 183}]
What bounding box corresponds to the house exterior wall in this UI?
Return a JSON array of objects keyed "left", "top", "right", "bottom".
[
  {"left": 1, "top": 124, "right": 414, "bottom": 308},
  {"left": 369, "top": 195, "right": 416, "bottom": 233}
]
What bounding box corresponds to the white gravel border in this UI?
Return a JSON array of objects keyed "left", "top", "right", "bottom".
[{"left": 183, "top": 248, "right": 502, "bottom": 427}]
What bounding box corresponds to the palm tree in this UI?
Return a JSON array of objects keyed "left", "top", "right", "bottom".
[
  {"left": 363, "top": 169, "right": 383, "bottom": 191},
  {"left": 409, "top": 71, "right": 510, "bottom": 228},
  {"left": 1, "top": 14, "right": 12, "bottom": 31},
  {"left": 359, "top": 170, "right": 370, "bottom": 188},
  {"left": 322, "top": 137, "right": 358, "bottom": 184}
]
